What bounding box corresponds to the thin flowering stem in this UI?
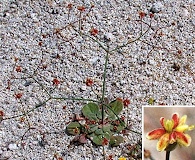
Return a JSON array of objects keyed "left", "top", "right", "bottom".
[
  {"left": 166, "top": 151, "right": 170, "bottom": 160},
  {"left": 101, "top": 50, "right": 109, "bottom": 103},
  {"left": 100, "top": 49, "right": 110, "bottom": 126}
]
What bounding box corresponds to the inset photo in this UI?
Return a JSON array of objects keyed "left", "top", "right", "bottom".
[{"left": 143, "top": 106, "right": 195, "bottom": 160}]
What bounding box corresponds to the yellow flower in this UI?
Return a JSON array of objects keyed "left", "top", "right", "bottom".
[
  {"left": 118, "top": 157, "right": 126, "bottom": 160},
  {"left": 146, "top": 113, "right": 194, "bottom": 151}
]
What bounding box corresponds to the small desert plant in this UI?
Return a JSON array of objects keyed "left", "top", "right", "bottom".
[{"left": 66, "top": 99, "right": 126, "bottom": 146}]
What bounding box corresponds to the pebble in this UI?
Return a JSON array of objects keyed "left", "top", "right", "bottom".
[
  {"left": 89, "top": 56, "right": 100, "bottom": 66},
  {"left": 8, "top": 143, "right": 18, "bottom": 150},
  {"left": 150, "top": 2, "right": 164, "bottom": 13},
  {"left": 180, "top": 8, "right": 189, "bottom": 17},
  {"left": 104, "top": 32, "right": 115, "bottom": 42},
  {"left": 148, "top": 59, "right": 156, "bottom": 66},
  {"left": 1, "top": 151, "right": 12, "bottom": 158},
  {"left": 80, "top": 85, "right": 87, "bottom": 91}
]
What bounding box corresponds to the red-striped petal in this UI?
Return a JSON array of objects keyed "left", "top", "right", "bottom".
[
  {"left": 157, "top": 133, "right": 169, "bottom": 151},
  {"left": 146, "top": 128, "right": 166, "bottom": 140},
  {"left": 172, "top": 113, "right": 179, "bottom": 129},
  {"left": 169, "top": 132, "right": 176, "bottom": 144},
  {"left": 175, "top": 131, "right": 191, "bottom": 147},
  {"left": 160, "top": 117, "right": 165, "bottom": 129}
]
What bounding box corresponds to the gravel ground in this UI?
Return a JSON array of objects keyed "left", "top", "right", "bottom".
[{"left": 0, "top": 0, "right": 194, "bottom": 160}]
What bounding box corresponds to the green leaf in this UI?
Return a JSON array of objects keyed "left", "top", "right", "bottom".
[
  {"left": 111, "top": 123, "right": 125, "bottom": 133},
  {"left": 95, "top": 128, "right": 104, "bottom": 135},
  {"left": 88, "top": 124, "right": 99, "bottom": 133},
  {"left": 96, "top": 109, "right": 106, "bottom": 119},
  {"left": 90, "top": 132, "right": 111, "bottom": 146},
  {"left": 66, "top": 122, "right": 81, "bottom": 135},
  {"left": 91, "top": 133, "right": 103, "bottom": 145},
  {"left": 82, "top": 103, "right": 100, "bottom": 120},
  {"left": 107, "top": 99, "right": 123, "bottom": 120},
  {"left": 102, "top": 124, "right": 111, "bottom": 133},
  {"left": 109, "top": 135, "right": 124, "bottom": 147}
]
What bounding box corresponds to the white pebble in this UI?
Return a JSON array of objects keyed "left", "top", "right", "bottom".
[
  {"left": 181, "top": 8, "right": 189, "bottom": 17},
  {"left": 148, "top": 59, "right": 156, "bottom": 66},
  {"left": 80, "top": 86, "right": 87, "bottom": 91},
  {"left": 89, "top": 57, "right": 99, "bottom": 65},
  {"left": 8, "top": 143, "right": 18, "bottom": 150},
  {"left": 104, "top": 32, "right": 115, "bottom": 42},
  {"left": 1, "top": 151, "right": 12, "bottom": 158},
  {"left": 150, "top": 2, "right": 164, "bottom": 13}
]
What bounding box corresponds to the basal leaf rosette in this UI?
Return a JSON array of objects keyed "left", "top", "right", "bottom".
[{"left": 146, "top": 113, "right": 194, "bottom": 151}]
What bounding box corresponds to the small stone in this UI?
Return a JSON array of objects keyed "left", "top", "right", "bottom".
[
  {"left": 1, "top": 151, "right": 12, "bottom": 158},
  {"left": 17, "top": 123, "right": 23, "bottom": 129},
  {"left": 181, "top": 8, "right": 189, "bottom": 17},
  {"left": 190, "top": 19, "right": 195, "bottom": 26},
  {"left": 24, "top": 80, "right": 33, "bottom": 87},
  {"left": 30, "top": 13, "right": 39, "bottom": 22},
  {"left": 89, "top": 57, "right": 99, "bottom": 65},
  {"left": 104, "top": 32, "right": 115, "bottom": 42},
  {"left": 148, "top": 59, "right": 156, "bottom": 66},
  {"left": 8, "top": 143, "right": 18, "bottom": 150},
  {"left": 150, "top": 2, "right": 164, "bottom": 13},
  {"left": 80, "top": 86, "right": 87, "bottom": 91}
]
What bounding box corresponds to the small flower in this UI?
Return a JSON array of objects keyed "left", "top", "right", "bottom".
[
  {"left": 121, "top": 129, "right": 128, "bottom": 135},
  {"left": 148, "top": 97, "right": 155, "bottom": 105},
  {"left": 14, "top": 57, "right": 18, "bottom": 62},
  {"left": 113, "top": 126, "right": 118, "bottom": 131},
  {"left": 67, "top": 3, "right": 73, "bottom": 10},
  {"left": 118, "top": 157, "right": 126, "bottom": 160},
  {"left": 139, "top": 11, "right": 146, "bottom": 19},
  {"left": 19, "top": 117, "right": 25, "bottom": 122},
  {"left": 38, "top": 41, "right": 43, "bottom": 46},
  {"left": 0, "top": 110, "right": 4, "bottom": 122},
  {"left": 149, "top": 13, "right": 154, "bottom": 18},
  {"left": 77, "top": 6, "right": 85, "bottom": 12},
  {"left": 178, "top": 50, "right": 182, "bottom": 54},
  {"left": 53, "top": 78, "right": 60, "bottom": 86},
  {"left": 86, "top": 78, "right": 93, "bottom": 86},
  {"left": 16, "top": 66, "right": 22, "bottom": 72},
  {"left": 15, "top": 93, "right": 22, "bottom": 99},
  {"left": 0, "top": 110, "right": 4, "bottom": 117},
  {"left": 120, "top": 115, "right": 125, "bottom": 121},
  {"left": 107, "top": 155, "right": 113, "bottom": 160},
  {"left": 73, "top": 127, "right": 79, "bottom": 134},
  {"left": 90, "top": 28, "right": 98, "bottom": 36},
  {"left": 123, "top": 99, "right": 130, "bottom": 107},
  {"left": 102, "top": 138, "right": 109, "bottom": 146},
  {"left": 146, "top": 113, "right": 194, "bottom": 151}
]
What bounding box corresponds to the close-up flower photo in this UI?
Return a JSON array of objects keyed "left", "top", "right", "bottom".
[{"left": 144, "top": 106, "right": 195, "bottom": 160}]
